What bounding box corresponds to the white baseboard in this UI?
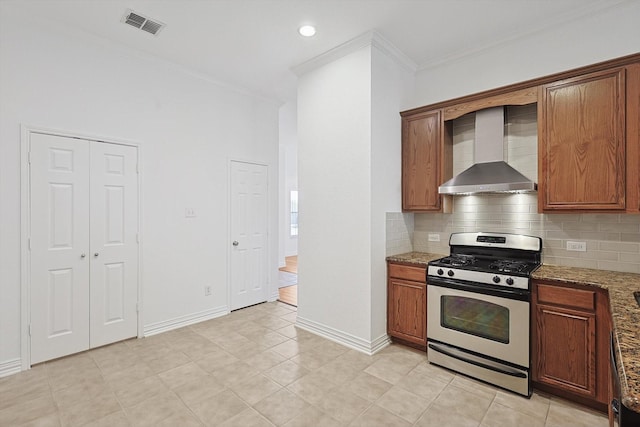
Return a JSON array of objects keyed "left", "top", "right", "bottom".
[
  {"left": 0, "top": 358, "right": 22, "bottom": 378},
  {"left": 143, "top": 306, "right": 228, "bottom": 337},
  {"left": 295, "top": 316, "right": 391, "bottom": 355},
  {"left": 370, "top": 333, "right": 392, "bottom": 354}
]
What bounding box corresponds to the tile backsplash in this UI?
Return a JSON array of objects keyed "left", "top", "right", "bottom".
[
  {"left": 412, "top": 195, "right": 640, "bottom": 274},
  {"left": 386, "top": 212, "right": 414, "bottom": 256},
  {"left": 386, "top": 200, "right": 640, "bottom": 274},
  {"left": 386, "top": 104, "right": 640, "bottom": 274}
]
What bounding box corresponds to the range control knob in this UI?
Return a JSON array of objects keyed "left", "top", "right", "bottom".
[
  {"left": 492, "top": 275, "right": 501, "bottom": 283},
  {"left": 437, "top": 269, "right": 444, "bottom": 276},
  {"left": 447, "top": 270, "right": 454, "bottom": 277},
  {"left": 506, "top": 277, "right": 514, "bottom": 286}
]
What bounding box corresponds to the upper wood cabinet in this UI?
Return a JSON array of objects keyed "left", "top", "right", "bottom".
[
  {"left": 626, "top": 63, "right": 640, "bottom": 212},
  {"left": 401, "top": 53, "right": 640, "bottom": 214},
  {"left": 401, "top": 110, "right": 452, "bottom": 212},
  {"left": 538, "top": 68, "right": 627, "bottom": 211}
]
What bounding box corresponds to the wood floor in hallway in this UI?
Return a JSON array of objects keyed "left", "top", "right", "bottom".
[
  {"left": 278, "top": 284, "right": 297, "bottom": 307},
  {"left": 279, "top": 256, "right": 297, "bottom": 274},
  {"left": 278, "top": 256, "right": 297, "bottom": 306}
]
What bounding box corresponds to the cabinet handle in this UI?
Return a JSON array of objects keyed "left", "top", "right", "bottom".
[
  {"left": 94, "top": 252, "right": 99, "bottom": 257},
  {"left": 80, "top": 253, "right": 86, "bottom": 258},
  {"left": 232, "top": 241, "right": 239, "bottom": 246}
]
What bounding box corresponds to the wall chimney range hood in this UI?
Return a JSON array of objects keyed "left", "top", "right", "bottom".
[{"left": 438, "top": 107, "right": 537, "bottom": 195}]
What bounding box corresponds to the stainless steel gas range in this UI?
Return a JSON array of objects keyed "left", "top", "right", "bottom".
[{"left": 426, "top": 232, "right": 542, "bottom": 397}]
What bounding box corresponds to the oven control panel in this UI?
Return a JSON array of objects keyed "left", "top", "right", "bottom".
[{"left": 427, "top": 266, "right": 530, "bottom": 290}]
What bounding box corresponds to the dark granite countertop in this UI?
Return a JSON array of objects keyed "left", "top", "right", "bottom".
[
  {"left": 385, "top": 252, "right": 445, "bottom": 266},
  {"left": 386, "top": 252, "right": 640, "bottom": 413}
]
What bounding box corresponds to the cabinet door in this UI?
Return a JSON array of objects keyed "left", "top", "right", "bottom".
[
  {"left": 534, "top": 304, "right": 597, "bottom": 398},
  {"left": 627, "top": 63, "right": 640, "bottom": 212},
  {"left": 533, "top": 281, "right": 611, "bottom": 407},
  {"left": 388, "top": 278, "right": 426, "bottom": 346},
  {"left": 402, "top": 110, "right": 442, "bottom": 211},
  {"left": 539, "top": 68, "right": 626, "bottom": 211}
]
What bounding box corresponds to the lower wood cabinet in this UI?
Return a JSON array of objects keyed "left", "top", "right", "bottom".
[
  {"left": 387, "top": 262, "right": 427, "bottom": 349},
  {"left": 532, "top": 280, "right": 611, "bottom": 409}
]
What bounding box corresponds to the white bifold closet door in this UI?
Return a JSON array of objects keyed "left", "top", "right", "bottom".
[{"left": 30, "top": 133, "right": 139, "bottom": 364}]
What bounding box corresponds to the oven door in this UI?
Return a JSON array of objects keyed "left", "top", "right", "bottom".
[{"left": 427, "top": 278, "right": 530, "bottom": 368}]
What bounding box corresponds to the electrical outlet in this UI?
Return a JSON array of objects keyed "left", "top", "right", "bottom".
[
  {"left": 566, "top": 241, "right": 587, "bottom": 252},
  {"left": 204, "top": 285, "right": 212, "bottom": 296},
  {"left": 185, "top": 208, "right": 197, "bottom": 218},
  {"left": 428, "top": 233, "right": 440, "bottom": 242}
]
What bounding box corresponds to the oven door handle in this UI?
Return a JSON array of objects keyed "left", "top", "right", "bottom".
[
  {"left": 428, "top": 342, "right": 527, "bottom": 378},
  {"left": 427, "top": 276, "right": 529, "bottom": 301}
]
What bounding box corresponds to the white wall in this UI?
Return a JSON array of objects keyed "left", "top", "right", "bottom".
[
  {"left": 410, "top": 0, "right": 640, "bottom": 109},
  {"left": 296, "top": 45, "right": 374, "bottom": 348},
  {"left": 278, "top": 101, "right": 298, "bottom": 263},
  {"left": 370, "top": 47, "right": 415, "bottom": 346},
  {"left": 0, "top": 5, "right": 279, "bottom": 370},
  {"left": 295, "top": 35, "right": 413, "bottom": 352}
]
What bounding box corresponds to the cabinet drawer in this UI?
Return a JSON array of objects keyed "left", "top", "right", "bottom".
[
  {"left": 536, "top": 283, "right": 596, "bottom": 311},
  {"left": 388, "top": 264, "right": 426, "bottom": 282}
]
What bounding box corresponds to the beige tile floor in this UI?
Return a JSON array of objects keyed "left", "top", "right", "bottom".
[{"left": 0, "top": 301, "right": 609, "bottom": 426}]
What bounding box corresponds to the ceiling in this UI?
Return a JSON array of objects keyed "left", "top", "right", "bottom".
[{"left": 7, "top": 0, "right": 625, "bottom": 102}]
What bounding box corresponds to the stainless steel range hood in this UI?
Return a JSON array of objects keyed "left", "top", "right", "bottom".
[{"left": 438, "top": 107, "right": 537, "bottom": 195}]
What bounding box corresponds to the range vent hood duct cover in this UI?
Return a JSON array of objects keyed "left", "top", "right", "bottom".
[{"left": 438, "top": 107, "right": 537, "bottom": 195}]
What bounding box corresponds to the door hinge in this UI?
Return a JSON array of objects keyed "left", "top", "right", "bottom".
[
  {"left": 28, "top": 324, "right": 31, "bottom": 336},
  {"left": 28, "top": 151, "right": 31, "bottom": 164},
  {"left": 136, "top": 233, "right": 140, "bottom": 243},
  {"left": 136, "top": 162, "right": 139, "bottom": 174},
  {"left": 136, "top": 303, "right": 140, "bottom": 313},
  {"left": 28, "top": 238, "right": 31, "bottom": 251}
]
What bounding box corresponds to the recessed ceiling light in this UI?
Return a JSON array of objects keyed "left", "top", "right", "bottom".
[{"left": 298, "top": 25, "right": 316, "bottom": 37}]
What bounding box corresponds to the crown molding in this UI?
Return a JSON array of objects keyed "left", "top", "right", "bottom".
[{"left": 292, "top": 30, "right": 417, "bottom": 77}]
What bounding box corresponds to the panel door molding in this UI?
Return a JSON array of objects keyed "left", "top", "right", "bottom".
[
  {"left": 29, "top": 134, "right": 92, "bottom": 364},
  {"left": 23, "top": 129, "right": 140, "bottom": 366},
  {"left": 89, "top": 142, "right": 139, "bottom": 348},
  {"left": 229, "top": 160, "right": 269, "bottom": 311}
]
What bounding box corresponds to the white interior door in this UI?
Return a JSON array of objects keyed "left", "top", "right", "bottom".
[
  {"left": 230, "top": 161, "right": 268, "bottom": 310},
  {"left": 30, "top": 133, "right": 139, "bottom": 364},
  {"left": 89, "top": 142, "right": 138, "bottom": 348},
  {"left": 30, "top": 133, "right": 91, "bottom": 364}
]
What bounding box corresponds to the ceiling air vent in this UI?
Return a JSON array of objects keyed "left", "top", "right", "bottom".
[{"left": 122, "top": 10, "right": 165, "bottom": 36}]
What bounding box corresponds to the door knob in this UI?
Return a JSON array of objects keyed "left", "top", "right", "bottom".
[
  {"left": 232, "top": 241, "right": 239, "bottom": 246},
  {"left": 94, "top": 252, "right": 99, "bottom": 257},
  {"left": 80, "top": 253, "right": 86, "bottom": 258}
]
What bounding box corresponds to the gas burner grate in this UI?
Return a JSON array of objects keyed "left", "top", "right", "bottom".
[
  {"left": 438, "top": 254, "right": 477, "bottom": 267},
  {"left": 488, "top": 259, "right": 532, "bottom": 273}
]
